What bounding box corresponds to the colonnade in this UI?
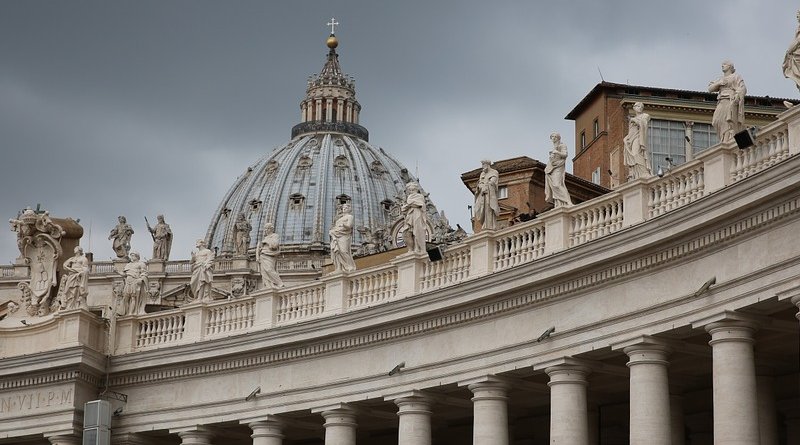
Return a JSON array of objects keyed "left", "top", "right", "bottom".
[
  {"left": 301, "top": 98, "right": 358, "bottom": 124},
  {"left": 84, "top": 308, "right": 799, "bottom": 445}
]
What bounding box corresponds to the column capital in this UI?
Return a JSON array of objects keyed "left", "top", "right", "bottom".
[
  {"left": 248, "top": 418, "right": 285, "bottom": 441},
  {"left": 622, "top": 343, "right": 671, "bottom": 368},
  {"left": 394, "top": 394, "right": 434, "bottom": 416},
  {"left": 176, "top": 429, "right": 215, "bottom": 445},
  {"left": 691, "top": 310, "right": 761, "bottom": 331},
  {"left": 544, "top": 363, "right": 591, "bottom": 387},
  {"left": 705, "top": 320, "right": 758, "bottom": 346},
  {"left": 315, "top": 404, "right": 357, "bottom": 428},
  {"left": 461, "top": 376, "right": 510, "bottom": 402}
]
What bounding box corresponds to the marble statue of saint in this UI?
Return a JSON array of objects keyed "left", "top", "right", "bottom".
[
  {"left": 190, "top": 239, "right": 215, "bottom": 302},
  {"left": 147, "top": 215, "right": 172, "bottom": 261},
  {"left": 329, "top": 204, "right": 356, "bottom": 272},
  {"left": 708, "top": 60, "right": 747, "bottom": 144},
  {"left": 233, "top": 213, "right": 252, "bottom": 256},
  {"left": 623, "top": 102, "right": 652, "bottom": 180},
  {"left": 116, "top": 251, "right": 149, "bottom": 315},
  {"left": 545, "top": 133, "right": 573, "bottom": 209},
  {"left": 401, "top": 182, "right": 428, "bottom": 253},
  {"left": 59, "top": 246, "right": 89, "bottom": 310},
  {"left": 257, "top": 223, "right": 284, "bottom": 289},
  {"left": 784, "top": 10, "right": 800, "bottom": 93},
  {"left": 473, "top": 160, "right": 500, "bottom": 231},
  {"left": 108, "top": 216, "right": 134, "bottom": 259}
]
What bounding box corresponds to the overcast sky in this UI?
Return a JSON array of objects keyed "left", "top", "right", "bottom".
[{"left": 1, "top": 1, "right": 798, "bottom": 262}]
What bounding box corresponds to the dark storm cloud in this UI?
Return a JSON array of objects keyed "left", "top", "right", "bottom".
[{"left": 0, "top": 1, "right": 796, "bottom": 260}]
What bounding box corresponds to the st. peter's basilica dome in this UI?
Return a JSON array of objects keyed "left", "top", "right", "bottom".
[{"left": 205, "top": 33, "right": 448, "bottom": 257}]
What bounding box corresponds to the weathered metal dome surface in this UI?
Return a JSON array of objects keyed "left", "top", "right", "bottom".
[{"left": 205, "top": 132, "right": 438, "bottom": 254}]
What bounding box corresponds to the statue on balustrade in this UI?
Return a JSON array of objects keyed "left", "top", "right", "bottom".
[
  {"left": 146, "top": 214, "right": 172, "bottom": 261},
  {"left": 473, "top": 160, "right": 500, "bottom": 231},
  {"left": 623, "top": 102, "right": 652, "bottom": 180},
  {"left": 115, "top": 251, "right": 149, "bottom": 316},
  {"left": 190, "top": 239, "right": 215, "bottom": 302},
  {"left": 58, "top": 246, "right": 89, "bottom": 311},
  {"left": 708, "top": 60, "right": 747, "bottom": 144},
  {"left": 233, "top": 212, "right": 252, "bottom": 256},
  {"left": 108, "top": 215, "right": 134, "bottom": 259},
  {"left": 545, "top": 133, "right": 573, "bottom": 209},
  {"left": 329, "top": 203, "right": 356, "bottom": 272},
  {"left": 784, "top": 10, "right": 800, "bottom": 94},
  {"left": 257, "top": 223, "right": 284, "bottom": 289},
  {"left": 401, "top": 182, "right": 428, "bottom": 253}
]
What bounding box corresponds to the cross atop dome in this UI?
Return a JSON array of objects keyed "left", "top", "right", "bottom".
[{"left": 327, "top": 17, "right": 339, "bottom": 35}]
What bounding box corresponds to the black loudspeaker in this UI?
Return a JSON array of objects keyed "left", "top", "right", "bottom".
[
  {"left": 734, "top": 127, "right": 756, "bottom": 149},
  {"left": 427, "top": 245, "right": 444, "bottom": 262}
]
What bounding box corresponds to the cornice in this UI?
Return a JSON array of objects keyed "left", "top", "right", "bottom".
[{"left": 106, "top": 164, "right": 800, "bottom": 387}]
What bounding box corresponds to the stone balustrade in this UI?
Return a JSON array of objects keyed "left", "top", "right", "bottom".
[
  {"left": 420, "top": 244, "right": 471, "bottom": 292},
  {"left": 6, "top": 114, "right": 800, "bottom": 357},
  {"left": 649, "top": 162, "right": 705, "bottom": 217},
  {"left": 348, "top": 265, "right": 398, "bottom": 309},
  {"left": 569, "top": 195, "right": 624, "bottom": 247},
  {"left": 493, "top": 221, "right": 546, "bottom": 272}
]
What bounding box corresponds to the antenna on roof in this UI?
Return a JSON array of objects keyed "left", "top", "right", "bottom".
[{"left": 597, "top": 66, "right": 604, "bottom": 82}]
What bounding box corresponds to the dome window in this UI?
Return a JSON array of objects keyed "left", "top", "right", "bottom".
[
  {"left": 221, "top": 208, "right": 232, "bottom": 218},
  {"left": 289, "top": 193, "right": 306, "bottom": 210},
  {"left": 336, "top": 194, "right": 351, "bottom": 206},
  {"left": 265, "top": 160, "right": 279, "bottom": 177},
  {"left": 381, "top": 199, "right": 394, "bottom": 212},
  {"left": 371, "top": 160, "right": 387, "bottom": 177},
  {"left": 334, "top": 155, "right": 349, "bottom": 170},
  {"left": 297, "top": 155, "right": 313, "bottom": 169},
  {"left": 249, "top": 199, "right": 263, "bottom": 212}
]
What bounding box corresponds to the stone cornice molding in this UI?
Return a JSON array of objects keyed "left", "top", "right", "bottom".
[{"left": 106, "top": 175, "right": 800, "bottom": 387}]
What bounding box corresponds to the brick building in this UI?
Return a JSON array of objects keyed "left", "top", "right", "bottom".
[
  {"left": 566, "top": 82, "right": 793, "bottom": 188},
  {"left": 460, "top": 156, "right": 608, "bottom": 231}
]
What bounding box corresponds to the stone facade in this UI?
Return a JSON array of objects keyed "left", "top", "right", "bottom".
[{"left": 1, "top": 106, "right": 800, "bottom": 444}]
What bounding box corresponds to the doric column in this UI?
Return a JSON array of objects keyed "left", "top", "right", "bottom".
[
  {"left": 546, "top": 364, "right": 591, "bottom": 445},
  {"left": 394, "top": 394, "right": 433, "bottom": 445},
  {"left": 315, "top": 99, "right": 322, "bottom": 122},
  {"left": 177, "top": 430, "right": 214, "bottom": 445},
  {"left": 705, "top": 319, "right": 759, "bottom": 445},
  {"left": 467, "top": 378, "right": 510, "bottom": 445},
  {"left": 47, "top": 436, "right": 81, "bottom": 445},
  {"left": 346, "top": 102, "right": 352, "bottom": 123},
  {"left": 623, "top": 343, "right": 671, "bottom": 445},
  {"left": 670, "top": 394, "right": 685, "bottom": 445},
  {"left": 757, "top": 372, "right": 778, "bottom": 445},
  {"left": 336, "top": 100, "right": 343, "bottom": 122},
  {"left": 320, "top": 406, "right": 357, "bottom": 445},
  {"left": 249, "top": 418, "right": 285, "bottom": 445}
]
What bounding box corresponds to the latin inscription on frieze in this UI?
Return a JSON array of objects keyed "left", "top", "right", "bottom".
[{"left": 0, "top": 388, "right": 73, "bottom": 414}]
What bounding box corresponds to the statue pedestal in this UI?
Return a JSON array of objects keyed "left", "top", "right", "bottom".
[
  {"left": 232, "top": 256, "right": 250, "bottom": 271},
  {"left": 112, "top": 259, "right": 129, "bottom": 274},
  {"left": 147, "top": 259, "right": 166, "bottom": 274}
]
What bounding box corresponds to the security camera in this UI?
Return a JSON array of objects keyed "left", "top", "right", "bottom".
[
  {"left": 388, "top": 362, "right": 406, "bottom": 376},
  {"left": 245, "top": 386, "right": 261, "bottom": 402},
  {"left": 536, "top": 326, "right": 556, "bottom": 342}
]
